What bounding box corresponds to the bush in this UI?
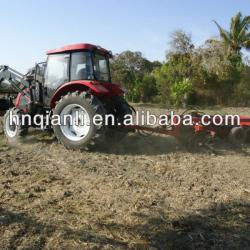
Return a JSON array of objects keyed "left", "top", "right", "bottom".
[
  {"left": 233, "top": 66, "right": 250, "bottom": 105},
  {"left": 170, "top": 78, "right": 194, "bottom": 106}
]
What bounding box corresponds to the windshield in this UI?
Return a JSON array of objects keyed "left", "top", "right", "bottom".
[
  {"left": 71, "top": 51, "right": 93, "bottom": 81},
  {"left": 93, "top": 53, "right": 110, "bottom": 82},
  {"left": 45, "top": 54, "right": 69, "bottom": 89}
]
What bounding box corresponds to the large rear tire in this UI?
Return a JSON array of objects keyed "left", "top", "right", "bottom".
[
  {"left": 53, "top": 92, "right": 106, "bottom": 150},
  {"left": 106, "top": 96, "right": 133, "bottom": 143}
]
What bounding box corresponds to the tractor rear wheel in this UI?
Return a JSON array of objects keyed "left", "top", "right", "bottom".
[
  {"left": 106, "top": 96, "right": 133, "bottom": 143},
  {"left": 53, "top": 91, "right": 106, "bottom": 150},
  {"left": 3, "top": 108, "right": 28, "bottom": 144}
]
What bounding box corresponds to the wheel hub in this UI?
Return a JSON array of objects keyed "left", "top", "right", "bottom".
[
  {"left": 5, "top": 114, "right": 18, "bottom": 138},
  {"left": 60, "top": 104, "right": 91, "bottom": 142}
]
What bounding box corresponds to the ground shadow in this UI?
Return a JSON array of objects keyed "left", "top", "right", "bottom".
[
  {"left": 3, "top": 128, "right": 250, "bottom": 156},
  {"left": 96, "top": 133, "right": 185, "bottom": 155},
  {"left": 116, "top": 201, "right": 250, "bottom": 249},
  {"left": 95, "top": 133, "right": 250, "bottom": 156},
  {"left": 0, "top": 207, "right": 127, "bottom": 249},
  {"left": 0, "top": 200, "right": 249, "bottom": 249}
]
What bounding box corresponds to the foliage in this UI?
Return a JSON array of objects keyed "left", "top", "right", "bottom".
[
  {"left": 111, "top": 51, "right": 161, "bottom": 102},
  {"left": 190, "top": 39, "right": 243, "bottom": 104},
  {"left": 213, "top": 12, "right": 250, "bottom": 53},
  {"left": 110, "top": 13, "right": 250, "bottom": 106},
  {"left": 234, "top": 66, "right": 250, "bottom": 105},
  {"left": 153, "top": 64, "right": 171, "bottom": 104},
  {"left": 170, "top": 78, "right": 193, "bottom": 106},
  {"left": 169, "top": 29, "right": 194, "bottom": 54}
]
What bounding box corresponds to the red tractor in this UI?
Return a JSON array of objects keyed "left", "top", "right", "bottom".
[
  {"left": 0, "top": 43, "right": 133, "bottom": 149},
  {"left": 1, "top": 43, "right": 250, "bottom": 150}
]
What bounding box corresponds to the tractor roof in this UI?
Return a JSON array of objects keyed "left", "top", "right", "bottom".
[{"left": 47, "top": 43, "right": 111, "bottom": 55}]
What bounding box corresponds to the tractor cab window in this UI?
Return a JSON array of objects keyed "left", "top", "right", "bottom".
[
  {"left": 93, "top": 53, "right": 110, "bottom": 82},
  {"left": 71, "top": 51, "right": 93, "bottom": 81},
  {"left": 44, "top": 54, "right": 69, "bottom": 90},
  {"left": 35, "top": 62, "right": 46, "bottom": 83}
]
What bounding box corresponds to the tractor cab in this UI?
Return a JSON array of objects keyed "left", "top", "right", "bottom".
[
  {"left": 40, "top": 43, "right": 116, "bottom": 107},
  {"left": 45, "top": 44, "right": 111, "bottom": 84}
]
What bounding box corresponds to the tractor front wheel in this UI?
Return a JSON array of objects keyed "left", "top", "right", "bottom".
[{"left": 3, "top": 108, "right": 28, "bottom": 144}]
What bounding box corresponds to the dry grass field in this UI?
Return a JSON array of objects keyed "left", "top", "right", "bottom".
[{"left": 0, "top": 106, "right": 249, "bottom": 249}]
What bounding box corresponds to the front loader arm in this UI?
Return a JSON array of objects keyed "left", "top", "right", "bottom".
[
  {"left": 0, "top": 65, "right": 35, "bottom": 113},
  {"left": 0, "top": 65, "right": 30, "bottom": 94}
]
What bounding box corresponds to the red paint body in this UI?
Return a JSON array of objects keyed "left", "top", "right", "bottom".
[
  {"left": 47, "top": 43, "right": 111, "bottom": 56},
  {"left": 50, "top": 80, "right": 125, "bottom": 108},
  {"left": 15, "top": 88, "right": 31, "bottom": 111}
]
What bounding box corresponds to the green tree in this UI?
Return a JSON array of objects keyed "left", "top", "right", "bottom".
[
  {"left": 190, "top": 39, "right": 243, "bottom": 104},
  {"left": 137, "top": 74, "right": 157, "bottom": 102},
  {"left": 111, "top": 51, "right": 160, "bottom": 102},
  {"left": 154, "top": 29, "right": 244, "bottom": 105},
  {"left": 234, "top": 65, "right": 250, "bottom": 105},
  {"left": 169, "top": 29, "right": 194, "bottom": 54},
  {"left": 153, "top": 30, "right": 194, "bottom": 104},
  {"left": 171, "top": 78, "right": 193, "bottom": 106},
  {"left": 111, "top": 51, "right": 153, "bottom": 86},
  {"left": 214, "top": 12, "right": 250, "bottom": 53}
]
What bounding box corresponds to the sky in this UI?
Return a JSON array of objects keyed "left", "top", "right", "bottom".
[{"left": 0, "top": 0, "right": 249, "bottom": 72}]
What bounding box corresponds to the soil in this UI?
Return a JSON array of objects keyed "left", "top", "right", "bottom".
[{"left": 0, "top": 106, "right": 249, "bottom": 249}]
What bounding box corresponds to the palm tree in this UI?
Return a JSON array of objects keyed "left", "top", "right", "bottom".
[{"left": 213, "top": 12, "right": 250, "bottom": 53}]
